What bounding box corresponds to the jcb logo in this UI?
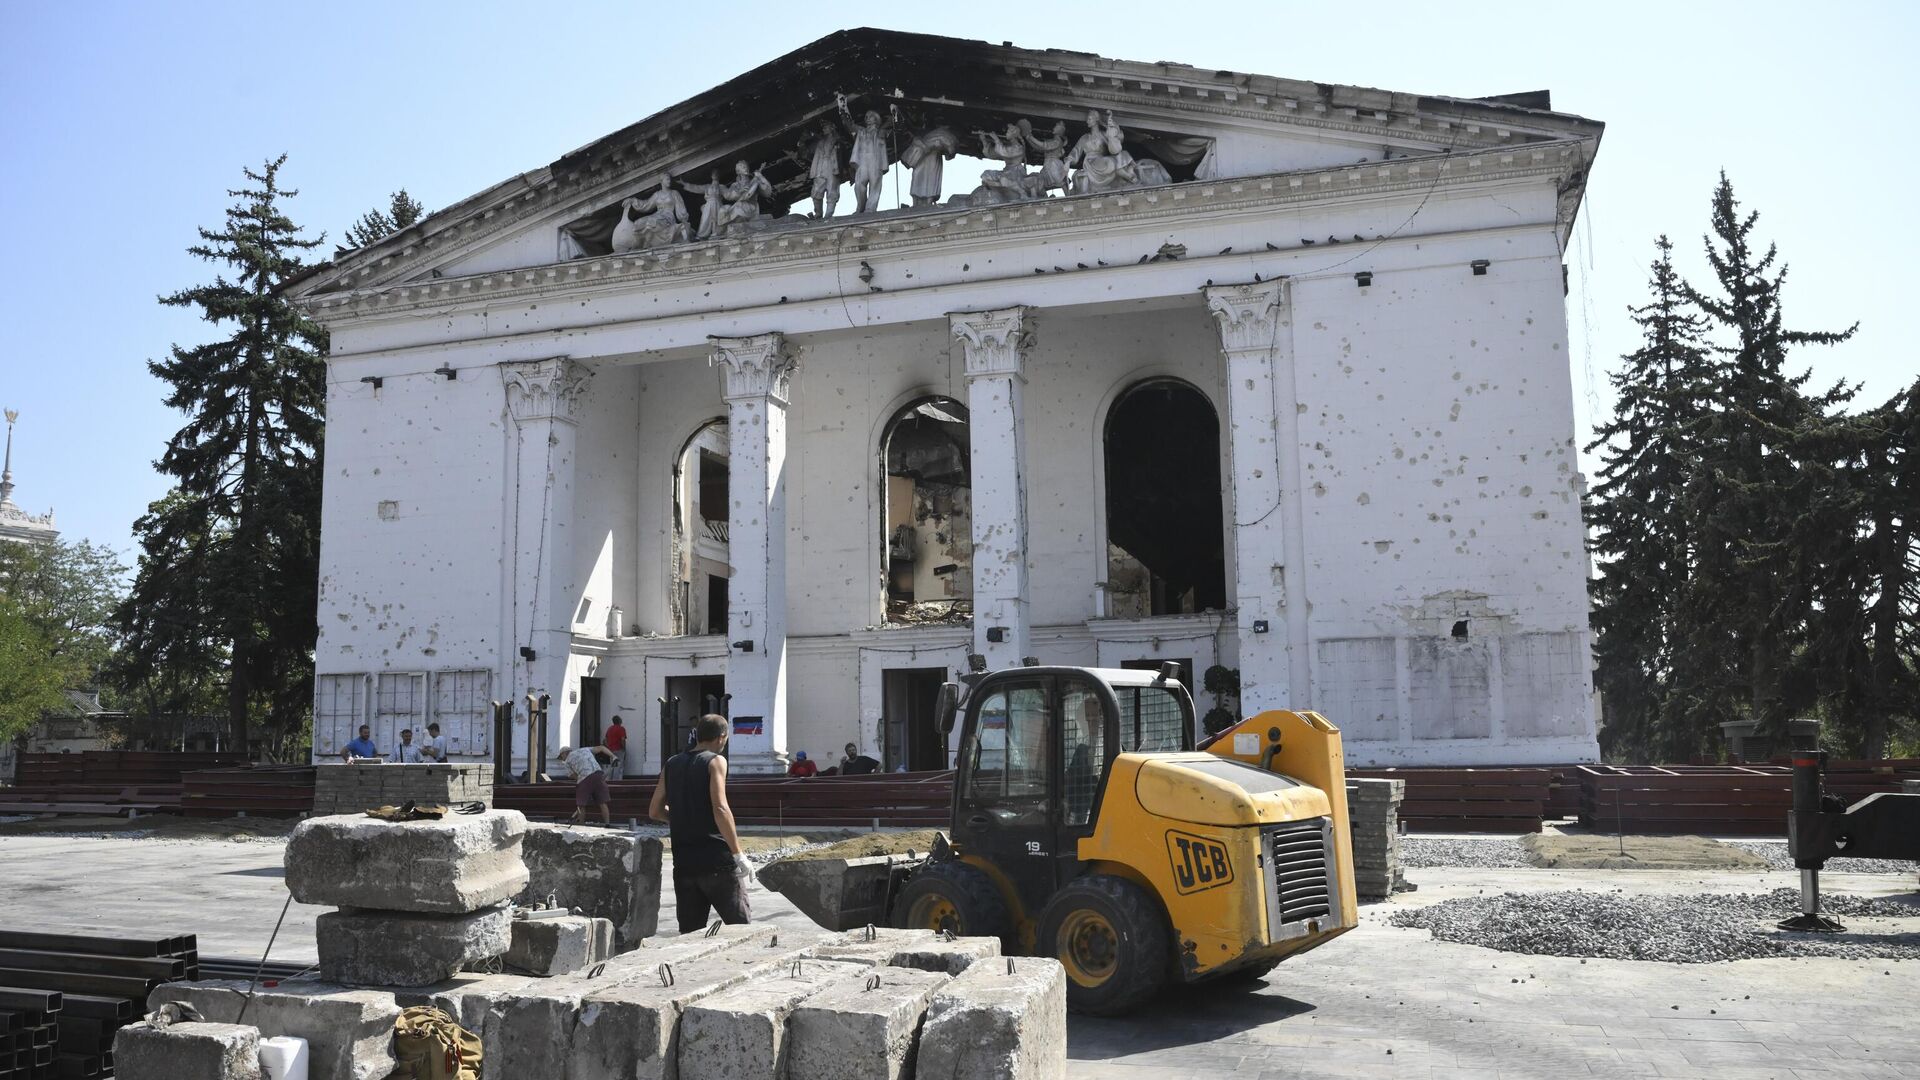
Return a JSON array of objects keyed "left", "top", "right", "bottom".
[{"left": 1166, "top": 830, "right": 1234, "bottom": 895}]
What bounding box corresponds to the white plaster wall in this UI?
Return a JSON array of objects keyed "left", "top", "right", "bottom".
[{"left": 314, "top": 368, "right": 509, "bottom": 678}]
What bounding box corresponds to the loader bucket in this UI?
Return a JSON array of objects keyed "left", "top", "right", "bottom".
[{"left": 756, "top": 852, "right": 926, "bottom": 931}]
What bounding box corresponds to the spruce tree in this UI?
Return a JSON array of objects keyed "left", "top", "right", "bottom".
[
  {"left": 1682, "top": 173, "right": 1857, "bottom": 742},
  {"left": 1586, "top": 236, "right": 1714, "bottom": 761},
  {"left": 117, "top": 156, "right": 327, "bottom": 753},
  {"left": 339, "top": 189, "right": 425, "bottom": 253}
]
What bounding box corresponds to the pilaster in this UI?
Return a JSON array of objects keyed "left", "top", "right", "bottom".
[
  {"left": 709, "top": 333, "right": 794, "bottom": 772},
  {"left": 951, "top": 306, "right": 1035, "bottom": 672},
  {"left": 1205, "top": 282, "right": 1309, "bottom": 712},
  {"left": 500, "top": 357, "right": 591, "bottom": 773}
]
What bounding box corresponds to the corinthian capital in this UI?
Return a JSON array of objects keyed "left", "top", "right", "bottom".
[
  {"left": 1204, "top": 281, "right": 1288, "bottom": 354},
  {"left": 709, "top": 333, "right": 794, "bottom": 404},
  {"left": 950, "top": 306, "right": 1033, "bottom": 382},
  {"left": 502, "top": 357, "right": 592, "bottom": 424}
]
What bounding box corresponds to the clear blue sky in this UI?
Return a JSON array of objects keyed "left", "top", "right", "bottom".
[{"left": 2, "top": 1, "right": 1914, "bottom": 556}]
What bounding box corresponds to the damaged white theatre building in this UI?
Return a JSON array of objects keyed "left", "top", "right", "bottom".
[{"left": 291, "top": 29, "right": 1603, "bottom": 774}]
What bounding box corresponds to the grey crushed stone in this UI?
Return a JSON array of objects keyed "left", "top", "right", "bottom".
[
  {"left": 1727, "top": 840, "right": 1915, "bottom": 875},
  {"left": 1399, "top": 837, "right": 1530, "bottom": 869},
  {"left": 1390, "top": 888, "right": 1920, "bottom": 962}
]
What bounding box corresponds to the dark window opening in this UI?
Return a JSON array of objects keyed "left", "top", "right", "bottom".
[
  {"left": 1103, "top": 379, "right": 1227, "bottom": 617},
  {"left": 671, "top": 420, "right": 729, "bottom": 636},
  {"left": 706, "top": 575, "right": 729, "bottom": 636},
  {"left": 882, "top": 667, "right": 951, "bottom": 772},
  {"left": 882, "top": 397, "right": 972, "bottom": 625},
  {"left": 1451, "top": 619, "right": 1469, "bottom": 640}
]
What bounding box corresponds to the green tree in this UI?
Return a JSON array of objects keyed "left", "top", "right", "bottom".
[
  {"left": 1586, "top": 236, "right": 1715, "bottom": 761},
  {"left": 1681, "top": 173, "right": 1857, "bottom": 740},
  {"left": 0, "top": 537, "right": 127, "bottom": 688},
  {"left": 0, "top": 599, "right": 71, "bottom": 741},
  {"left": 338, "top": 189, "right": 425, "bottom": 253},
  {"left": 117, "top": 156, "right": 327, "bottom": 752}
]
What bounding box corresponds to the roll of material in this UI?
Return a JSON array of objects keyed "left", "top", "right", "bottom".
[{"left": 259, "top": 1035, "right": 310, "bottom": 1080}]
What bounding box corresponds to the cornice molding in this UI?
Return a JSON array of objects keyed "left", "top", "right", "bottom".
[
  {"left": 502, "top": 357, "right": 591, "bottom": 425},
  {"left": 709, "top": 333, "right": 794, "bottom": 404},
  {"left": 301, "top": 141, "right": 1591, "bottom": 325},
  {"left": 950, "top": 307, "right": 1033, "bottom": 382}
]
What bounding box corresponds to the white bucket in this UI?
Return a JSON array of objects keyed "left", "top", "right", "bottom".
[{"left": 258, "top": 1035, "right": 310, "bottom": 1080}]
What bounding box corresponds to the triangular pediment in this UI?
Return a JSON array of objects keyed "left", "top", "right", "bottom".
[{"left": 289, "top": 28, "right": 1601, "bottom": 301}]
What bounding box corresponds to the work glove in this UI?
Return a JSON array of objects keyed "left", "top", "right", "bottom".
[{"left": 733, "top": 853, "right": 754, "bottom": 881}]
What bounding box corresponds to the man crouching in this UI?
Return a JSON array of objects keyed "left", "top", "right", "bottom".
[{"left": 558, "top": 743, "right": 614, "bottom": 825}]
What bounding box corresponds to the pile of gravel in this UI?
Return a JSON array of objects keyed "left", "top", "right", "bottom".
[
  {"left": 1727, "top": 841, "right": 1916, "bottom": 875},
  {"left": 1390, "top": 888, "right": 1920, "bottom": 962},
  {"left": 1399, "top": 837, "right": 1530, "bottom": 869}
]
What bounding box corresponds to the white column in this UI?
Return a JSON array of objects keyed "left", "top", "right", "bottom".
[
  {"left": 709, "top": 333, "right": 794, "bottom": 772},
  {"left": 502, "top": 357, "right": 591, "bottom": 772},
  {"left": 1205, "top": 282, "right": 1308, "bottom": 713},
  {"left": 951, "top": 306, "right": 1034, "bottom": 672}
]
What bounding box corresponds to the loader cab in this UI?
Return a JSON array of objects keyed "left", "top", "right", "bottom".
[{"left": 944, "top": 666, "right": 1195, "bottom": 920}]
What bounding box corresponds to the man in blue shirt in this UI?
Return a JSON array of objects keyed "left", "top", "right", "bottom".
[{"left": 343, "top": 725, "right": 381, "bottom": 763}]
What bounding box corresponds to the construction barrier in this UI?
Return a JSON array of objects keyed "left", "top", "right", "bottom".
[{"left": 1577, "top": 760, "right": 1920, "bottom": 835}]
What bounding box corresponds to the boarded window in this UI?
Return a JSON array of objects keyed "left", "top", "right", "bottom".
[
  {"left": 314, "top": 674, "right": 366, "bottom": 756},
  {"left": 432, "top": 669, "right": 492, "bottom": 756},
  {"left": 374, "top": 672, "right": 428, "bottom": 750}
]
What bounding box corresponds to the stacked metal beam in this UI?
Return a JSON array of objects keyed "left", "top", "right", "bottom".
[
  {"left": 1344, "top": 778, "right": 1408, "bottom": 901},
  {"left": 0, "top": 931, "right": 194, "bottom": 1078}
]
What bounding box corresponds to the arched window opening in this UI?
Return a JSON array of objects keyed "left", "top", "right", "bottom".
[
  {"left": 881, "top": 397, "right": 972, "bottom": 624},
  {"left": 671, "top": 419, "right": 729, "bottom": 636},
  {"left": 1104, "top": 379, "right": 1226, "bottom": 618}
]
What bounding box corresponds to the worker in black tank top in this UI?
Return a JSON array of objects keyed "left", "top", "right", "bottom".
[{"left": 648, "top": 714, "right": 752, "bottom": 932}]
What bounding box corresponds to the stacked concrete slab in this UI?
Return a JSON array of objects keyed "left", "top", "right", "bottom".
[
  {"left": 1346, "top": 777, "right": 1409, "bottom": 901},
  {"left": 501, "top": 913, "right": 616, "bottom": 975},
  {"left": 147, "top": 981, "right": 403, "bottom": 1080},
  {"left": 311, "top": 762, "right": 495, "bottom": 815},
  {"left": 285, "top": 810, "right": 528, "bottom": 985},
  {"left": 115, "top": 1021, "right": 263, "bottom": 1080},
  {"left": 518, "top": 824, "right": 664, "bottom": 949}
]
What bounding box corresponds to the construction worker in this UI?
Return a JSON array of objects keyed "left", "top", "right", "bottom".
[
  {"left": 558, "top": 744, "right": 614, "bottom": 825},
  {"left": 604, "top": 715, "right": 628, "bottom": 780},
  {"left": 649, "top": 714, "right": 751, "bottom": 932}
]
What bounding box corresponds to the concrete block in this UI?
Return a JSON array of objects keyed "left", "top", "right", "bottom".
[
  {"left": 489, "top": 925, "right": 788, "bottom": 1080},
  {"left": 418, "top": 972, "right": 536, "bottom": 1036},
  {"left": 916, "top": 958, "right": 1067, "bottom": 1080},
  {"left": 805, "top": 927, "right": 1001, "bottom": 975},
  {"left": 149, "top": 979, "right": 400, "bottom": 1080},
  {"left": 677, "top": 958, "right": 871, "bottom": 1080},
  {"left": 318, "top": 904, "right": 513, "bottom": 987},
  {"left": 519, "top": 825, "right": 664, "bottom": 948},
  {"left": 285, "top": 810, "right": 528, "bottom": 914},
  {"left": 501, "top": 915, "right": 605, "bottom": 976},
  {"left": 787, "top": 967, "right": 950, "bottom": 1080},
  {"left": 115, "top": 1021, "right": 262, "bottom": 1080}
]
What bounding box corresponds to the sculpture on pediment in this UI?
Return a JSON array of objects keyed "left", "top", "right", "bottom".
[
  {"left": 610, "top": 174, "right": 694, "bottom": 253},
  {"left": 900, "top": 126, "right": 960, "bottom": 208},
  {"left": 717, "top": 160, "right": 774, "bottom": 235},
  {"left": 675, "top": 170, "right": 728, "bottom": 241},
  {"left": 971, "top": 123, "right": 1034, "bottom": 205},
  {"left": 1024, "top": 120, "right": 1071, "bottom": 198},
  {"left": 1067, "top": 110, "right": 1173, "bottom": 195},
  {"left": 837, "top": 93, "right": 896, "bottom": 215},
  {"left": 787, "top": 118, "right": 842, "bottom": 219}
]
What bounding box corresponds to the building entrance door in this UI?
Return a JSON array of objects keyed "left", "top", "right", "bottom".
[
  {"left": 660, "top": 675, "right": 727, "bottom": 762},
  {"left": 578, "top": 676, "right": 602, "bottom": 747},
  {"left": 882, "top": 667, "right": 951, "bottom": 771}
]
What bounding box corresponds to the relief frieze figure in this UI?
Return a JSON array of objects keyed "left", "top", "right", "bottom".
[{"left": 609, "top": 173, "right": 693, "bottom": 253}]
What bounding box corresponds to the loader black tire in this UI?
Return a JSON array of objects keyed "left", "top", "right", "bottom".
[
  {"left": 891, "top": 860, "right": 1013, "bottom": 950},
  {"left": 1038, "top": 874, "right": 1168, "bottom": 1015}
]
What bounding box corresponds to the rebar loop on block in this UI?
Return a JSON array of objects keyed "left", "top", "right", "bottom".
[
  {"left": 939, "top": 928, "right": 955, "bottom": 942},
  {"left": 705, "top": 920, "right": 724, "bottom": 938},
  {"left": 865, "top": 973, "right": 883, "bottom": 991},
  {"left": 864, "top": 923, "right": 878, "bottom": 941},
  {"left": 587, "top": 962, "right": 608, "bottom": 979},
  {"left": 791, "top": 959, "right": 803, "bottom": 978},
  {"left": 659, "top": 963, "right": 675, "bottom": 987},
  {"left": 768, "top": 933, "right": 780, "bottom": 947},
  {"left": 1006, "top": 957, "right": 1016, "bottom": 975}
]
